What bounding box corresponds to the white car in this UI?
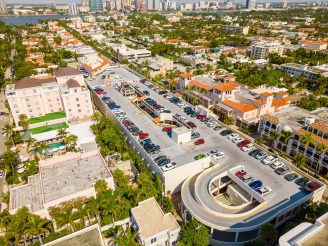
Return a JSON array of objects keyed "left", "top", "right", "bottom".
[
  {"left": 161, "top": 162, "right": 176, "bottom": 172},
  {"left": 270, "top": 160, "right": 285, "bottom": 169},
  {"left": 256, "top": 187, "right": 272, "bottom": 196},
  {"left": 228, "top": 134, "right": 239, "bottom": 140},
  {"left": 207, "top": 150, "right": 219, "bottom": 156},
  {"left": 232, "top": 137, "right": 243, "bottom": 143},
  {"left": 207, "top": 122, "right": 216, "bottom": 128},
  {"left": 211, "top": 152, "right": 226, "bottom": 160},
  {"left": 241, "top": 143, "right": 254, "bottom": 152},
  {"left": 261, "top": 155, "right": 277, "bottom": 165}
]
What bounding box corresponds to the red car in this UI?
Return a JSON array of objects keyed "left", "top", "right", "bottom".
[
  {"left": 194, "top": 139, "right": 205, "bottom": 145},
  {"left": 196, "top": 114, "right": 206, "bottom": 119},
  {"left": 235, "top": 170, "right": 247, "bottom": 178},
  {"left": 162, "top": 127, "right": 172, "bottom": 132},
  {"left": 96, "top": 90, "right": 106, "bottom": 95},
  {"left": 237, "top": 139, "right": 251, "bottom": 147},
  {"left": 139, "top": 132, "right": 149, "bottom": 139},
  {"left": 122, "top": 120, "right": 131, "bottom": 125},
  {"left": 186, "top": 121, "right": 197, "bottom": 129},
  {"left": 302, "top": 181, "right": 321, "bottom": 193}
]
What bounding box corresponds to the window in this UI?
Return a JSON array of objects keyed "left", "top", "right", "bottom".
[
  {"left": 150, "top": 238, "right": 157, "bottom": 244},
  {"left": 76, "top": 98, "right": 79, "bottom": 102},
  {"left": 78, "top": 109, "right": 81, "bottom": 113},
  {"left": 77, "top": 104, "right": 80, "bottom": 107}
]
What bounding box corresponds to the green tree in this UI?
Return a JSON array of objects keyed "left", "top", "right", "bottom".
[
  {"left": 94, "top": 180, "right": 108, "bottom": 195},
  {"left": 258, "top": 223, "right": 278, "bottom": 246},
  {"left": 114, "top": 226, "right": 141, "bottom": 246},
  {"left": 113, "top": 170, "right": 129, "bottom": 189},
  {"left": 300, "top": 133, "right": 313, "bottom": 148},
  {"left": 223, "top": 116, "right": 233, "bottom": 125},
  {"left": 57, "top": 128, "right": 68, "bottom": 139},
  {"left": 2, "top": 150, "right": 19, "bottom": 173},
  {"left": 179, "top": 220, "right": 209, "bottom": 246},
  {"left": 25, "top": 216, "right": 52, "bottom": 245},
  {"left": 269, "top": 130, "right": 281, "bottom": 147},
  {"left": 293, "top": 153, "right": 306, "bottom": 169},
  {"left": 18, "top": 114, "right": 29, "bottom": 130}
]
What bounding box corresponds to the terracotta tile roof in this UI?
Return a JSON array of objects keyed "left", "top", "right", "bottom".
[
  {"left": 262, "top": 114, "right": 280, "bottom": 124},
  {"left": 213, "top": 83, "right": 237, "bottom": 91},
  {"left": 297, "top": 129, "right": 328, "bottom": 147},
  {"left": 260, "top": 92, "right": 273, "bottom": 97},
  {"left": 189, "top": 80, "right": 212, "bottom": 91},
  {"left": 309, "top": 121, "right": 328, "bottom": 134},
  {"left": 66, "top": 79, "right": 80, "bottom": 88},
  {"left": 15, "top": 77, "right": 56, "bottom": 90},
  {"left": 271, "top": 97, "right": 290, "bottom": 108},
  {"left": 55, "top": 67, "right": 82, "bottom": 77},
  {"left": 275, "top": 91, "right": 288, "bottom": 96},
  {"left": 83, "top": 59, "right": 109, "bottom": 73},
  {"left": 191, "top": 46, "right": 207, "bottom": 51},
  {"left": 223, "top": 99, "right": 257, "bottom": 113},
  {"left": 180, "top": 73, "right": 193, "bottom": 78},
  {"left": 253, "top": 99, "right": 266, "bottom": 105}
]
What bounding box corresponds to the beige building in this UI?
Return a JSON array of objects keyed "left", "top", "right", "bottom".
[
  {"left": 250, "top": 41, "right": 284, "bottom": 59},
  {"left": 6, "top": 67, "right": 93, "bottom": 127},
  {"left": 298, "top": 40, "right": 328, "bottom": 51},
  {"left": 131, "top": 197, "right": 180, "bottom": 246},
  {"left": 178, "top": 73, "right": 290, "bottom": 125}
]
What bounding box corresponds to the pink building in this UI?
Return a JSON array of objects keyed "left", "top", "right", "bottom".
[{"left": 6, "top": 67, "right": 93, "bottom": 127}]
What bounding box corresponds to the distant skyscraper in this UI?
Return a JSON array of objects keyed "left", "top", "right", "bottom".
[
  {"left": 68, "top": 3, "right": 79, "bottom": 16},
  {"left": 153, "top": 0, "right": 160, "bottom": 10},
  {"left": 282, "top": 0, "right": 288, "bottom": 8},
  {"left": 82, "top": 0, "right": 89, "bottom": 6},
  {"left": 246, "top": 0, "right": 256, "bottom": 10},
  {"left": 115, "top": 0, "right": 122, "bottom": 10},
  {"left": 147, "top": 0, "right": 153, "bottom": 10},
  {"left": 135, "top": 0, "right": 146, "bottom": 11},
  {"left": 122, "top": 0, "right": 131, "bottom": 9},
  {"left": 89, "top": 0, "right": 103, "bottom": 12},
  {"left": 0, "top": 0, "right": 6, "bottom": 13}
]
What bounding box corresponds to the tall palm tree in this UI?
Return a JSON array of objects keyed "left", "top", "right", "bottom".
[
  {"left": 300, "top": 133, "right": 313, "bottom": 148},
  {"left": 269, "top": 130, "right": 281, "bottom": 147},
  {"left": 281, "top": 131, "right": 293, "bottom": 144},
  {"left": 2, "top": 123, "right": 14, "bottom": 146},
  {"left": 114, "top": 226, "right": 141, "bottom": 246},
  {"left": 36, "top": 142, "right": 48, "bottom": 156},
  {"left": 85, "top": 197, "right": 102, "bottom": 225},
  {"left": 25, "top": 138, "right": 36, "bottom": 151},
  {"left": 0, "top": 210, "right": 11, "bottom": 233},
  {"left": 293, "top": 154, "right": 306, "bottom": 170},
  {"left": 314, "top": 144, "right": 327, "bottom": 175},
  {"left": 57, "top": 128, "right": 68, "bottom": 139},
  {"left": 25, "top": 216, "right": 52, "bottom": 245},
  {"left": 2, "top": 150, "right": 19, "bottom": 173}
]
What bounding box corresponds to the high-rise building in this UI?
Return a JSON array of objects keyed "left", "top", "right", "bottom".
[
  {"left": 89, "top": 0, "right": 103, "bottom": 12},
  {"left": 82, "top": 0, "right": 89, "bottom": 6},
  {"left": 153, "top": 0, "right": 160, "bottom": 10},
  {"left": 68, "top": 3, "right": 79, "bottom": 16},
  {"left": 246, "top": 0, "right": 256, "bottom": 10},
  {"left": 147, "top": 0, "right": 153, "bottom": 10},
  {"left": 122, "top": 0, "right": 131, "bottom": 9},
  {"left": 282, "top": 0, "right": 288, "bottom": 8},
  {"left": 135, "top": 0, "right": 146, "bottom": 11},
  {"left": 0, "top": 0, "right": 6, "bottom": 13},
  {"left": 114, "top": 0, "right": 122, "bottom": 10}
]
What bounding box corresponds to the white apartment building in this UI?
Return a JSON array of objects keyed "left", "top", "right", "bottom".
[
  {"left": 298, "top": 40, "right": 328, "bottom": 51},
  {"left": 131, "top": 197, "right": 180, "bottom": 246},
  {"left": 6, "top": 67, "right": 93, "bottom": 127},
  {"left": 108, "top": 43, "right": 151, "bottom": 61},
  {"left": 280, "top": 63, "right": 328, "bottom": 79},
  {"left": 136, "top": 55, "right": 174, "bottom": 77},
  {"left": 250, "top": 41, "right": 284, "bottom": 59},
  {"left": 258, "top": 107, "right": 328, "bottom": 174}
]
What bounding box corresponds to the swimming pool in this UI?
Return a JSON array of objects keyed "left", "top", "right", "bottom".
[{"left": 29, "top": 142, "right": 65, "bottom": 154}]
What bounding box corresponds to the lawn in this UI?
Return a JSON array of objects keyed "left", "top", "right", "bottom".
[
  {"left": 30, "top": 123, "right": 69, "bottom": 135},
  {"left": 27, "top": 111, "right": 66, "bottom": 124}
]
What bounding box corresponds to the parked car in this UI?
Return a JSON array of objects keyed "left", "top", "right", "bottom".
[
  {"left": 161, "top": 162, "right": 176, "bottom": 171},
  {"left": 228, "top": 133, "right": 239, "bottom": 140},
  {"left": 270, "top": 161, "right": 284, "bottom": 169},
  {"left": 254, "top": 151, "right": 267, "bottom": 160},
  {"left": 213, "top": 126, "right": 221, "bottom": 131},
  {"left": 249, "top": 180, "right": 263, "bottom": 190},
  {"left": 158, "top": 158, "right": 171, "bottom": 166},
  {"left": 241, "top": 143, "right": 254, "bottom": 152},
  {"left": 295, "top": 177, "right": 308, "bottom": 186},
  {"left": 275, "top": 166, "right": 290, "bottom": 175},
  {"left": 256, "top": 187, "right": 272, "bottom": 196},
  {"left": 196, "top": 114, "right": 206, "bottom": 119},
  {"left": 220, "top": 129, "right": 233, "bottom": 136},
  {"left": 194, "top": 154, "right": 206, "bottom": 160},
  {"left": 194, "top": 139, "right": 205, "bottom": 145},
  {"left": 186, "top": 121, "right": 197, "bottom": 129},
  {"left": 240, "top": 174, "right": 254, "bottom": 183},
  {"left": 162, "top": 127, "right": 172, "bottom": 132},
  {"left": 284, "top": 173, "right": 299, "bottom": 181},
  {"left": 232, "top": 136, "right": 243, "bottom": 144},
  {"left": 302, "top": 181, "right": 321, "bottom": 193},
  {"left": 235, "top": 170, "right": 247, "bottom": 178},
  {"left": 139, "top": 132, "right": 149, "bottom": 140},
  {"left": 261, "top": 155, "right": 278, "bottom": 165},
  {"left": 211, "top": 152, "right": 226, "bottom": 160},
  {"left": 191, "top": 132, "right": 200, "bottom": 139},
  {"left": 249, "top": 149, "right": 261, "bottom": 157},
  {"left": 237, "top": 139, "right": 251, "bottom": 148},
  {"left": 154, "top": 155, "right": 167, "bottom": 163}
]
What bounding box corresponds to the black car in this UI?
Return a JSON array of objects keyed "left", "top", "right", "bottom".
[
  {"left": 295, "top": 177, "right": 308, "bottom": 186},
  {"left": 275, "top": 166, "right": 290, "bottom": 175},
  {"left": 249, "top": 149, "right": 261, "bottom": 157},
  {"left": 158, "top": 158, "right": 170, "bottom": 166},
  {"left": 154, "top": 155, "right": 167, "bottom": 163},
  {"left": 143, "top": 90, "right": 150, "bottom": 96},
  {"left": 220, "top": 129, "right": 233, "bottom": 136},
  {"left": 191, "top": 132, "right": 200, "bottom": 139},
  {"left": 158, "top": 90, "right": 167, "bottom": 95},
  {"left": 146, "top": 145, "right": 160, "bottom": 153}
]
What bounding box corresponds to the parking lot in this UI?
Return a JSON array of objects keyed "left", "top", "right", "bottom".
[{"left": 86, "top": 67, "right": 312, "bottom": 196}]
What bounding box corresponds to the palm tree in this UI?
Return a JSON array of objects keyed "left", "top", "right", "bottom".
[
  {"left": 64, "top": 135, "right": 78, "bottom": 151},
  {"left": 36, "top": 142, "right": 48, "bottom": 156},
  {"left": 57, "top": 128, "right": 68, "bottom": 139},
  {"left": 25, "top": 216, "right": 52, "bottom": 245},
  {"left": 2, "top": 123, "right": 14, "bottom": 146},
  {"left": 0, "top": 210, "right": 11, "bottom": 233},
  {"left": 19, "top": 114, "right": 29, "bottom": 130},
  {"left": 314, "top": 144, "right": 327, "bottom": 175},
  {"left": 114, "top": 226, "right": 141, "bottom": 246},
  {"left": 2, "top": 150, "right": 19, "bottom": 173},
  {"left": 25, "top": 138, "right": 36, "bottom": 151},
  {"left": 281, "top": 131, "right": 293, "bottom": 144},
  {"left": 293, "top": 153, "right": 306, "bottom": 170},
  {"left": 300, "top": 133, "right": 313, "bottom": 148},
  {"left": 269, "top": 130, "right": 281, "bottom": 147},
  {"left": 85, "top": 197, "right": 102, "bottom": 225},
  {"left": 92, "top": 111, "right": 102, "bottom": 123}
]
